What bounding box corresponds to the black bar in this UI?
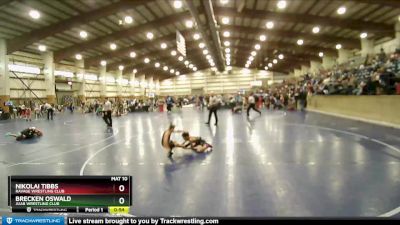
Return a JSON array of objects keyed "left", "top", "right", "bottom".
[
  {"left": 9, "top": 176, "right": 132, "bottom": 210},
  {"left": 78, "top": 207, "right": 109, "bottom": 213},
  {"left": 8, "top": 176, "right": 11, "bottom": 206},
  {"left": 10, "top": 175, "right": 131, "bottom": 182},
  {"left": 10, "top": 194, "right": 128, "bottom": 207},
  {"left": 13, "top": 206, "right": 78, "bottom": 213},
  {"left": 66, "top": 217, "right": 400, "bottom": 225},
  {"left": 129, "top": 177, "right": 132, "bottom": 206}
]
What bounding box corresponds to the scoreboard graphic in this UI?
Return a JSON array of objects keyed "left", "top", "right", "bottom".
[{"left": 8, "top": 176, "right": 132, "bottom": 214}]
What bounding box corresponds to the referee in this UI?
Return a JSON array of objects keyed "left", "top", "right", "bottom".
[
  {"left": 205, "top": 93, "right": 219, "bottom": 126},
  {"left": 247, "top": 92, "right": 261, "bottom": 117},
  {"left": 103, "top": 98, "right": 113, "bottom": 127}
]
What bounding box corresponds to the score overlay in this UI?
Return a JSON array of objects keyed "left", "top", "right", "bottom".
[{"left": 8, "top": 176, "right": 132, "bottom": 213}]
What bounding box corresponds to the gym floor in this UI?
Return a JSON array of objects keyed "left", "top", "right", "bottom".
[{"left": 0, "top": 108, "right": 399, "bottom": 217}]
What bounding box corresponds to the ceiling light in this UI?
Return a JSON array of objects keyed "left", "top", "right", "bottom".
[
  {"left": 360, "top": 32, "right": 368, "bottom": 39},
  {"left": 155, "top": 62, "right": 160, "bottom": 68},
  {"left": 199, "top": 42, "right": 205, "bottom": 48},
  {"left": 206, "top": 55, "right": 212, "bottom": 60},
  {"left": 193, "top": 33, "right": 200, "bottom": 40},
  {"left": 110, "top": 43, "right": 117, "bottom": 50},
  {"left": 273, "top": 59, "right": 278, "bottom": 64},
  {"left": 226, "top": 53, "right": 231, "bottom": 58},
  {"left": 264, "top": 66, "right": 268, "bottom": 70},
  {"left": 184, "top": 60, "right": 189, "bottom": 65},
  {"left": 245, "top": 64, "right": 249, "bottom": 68},
  {"left": 29, "top": 10, "right": 40, "bottom": 19},
  {"left": 203, "top": 49, "right": 208, "bottom": 55},
  {"left": 278, "top": 54, "right": 284, "bottom": 59},
  {"left": 225, "top": 48, "right": 231, "bottom": 53},
  {"left": 249, "top": 56, "right": 254, "bottom": 61},
  {"left": 336, "top": 44, "right": 342, "bottom": 49},
  {"left": 312, "top": 26, "right": 320, "bottom": 34},
  {"left": 220, "top": 0, "right": 229, "bottom": 4},
  {"left": 224, "top": 41, "right": 230, "bottom": 47},
  {"left": 173, "top": 0, "right": 182, "bottom": 9},
  {"left": 268, "top": 63, "right": 273, "bottom": 67},
  {"left": 223, "top": 31, "right": 230, "bottom": 37},
  {"left": 124, "top": 16, "right": 133, "bottom": 24},
  {"left": 119, "top": 65, "right": 124, "bottom": 71},
  {"left": 144, "top": 58, "right": 150, "bottom": 63},
  {"left": 133, "top": 69, "right": 137, "bottom": 74},
  {"left": 185, "top": 20, "right": 194, "bottom": 28},
  {"left": 189, "top": 64, "right": 194, "bottom": 68},
  {"left": 277, "top": 0, "right": 287, "bottom": 9},
  {"left": 227, "top": 61, "right": 231, "bottom": 66},
  {"left": 319, "top": 52, "right": 324, "bottom": 57},
  {"left": 129, "top": 51, "right": 136, "bottom": 58},
  {"left": 75, "top": 54, "right": 82, "bottom": 60},
  {"left": 146, "top": 32, "right": 154, "bottom": 40},
  {"left": 171, "top": 50, "right": 177, "bottom": 56},
  {"left": 259, "top": 34, "right": 267, "bottom": 41},
  {"left": 175, "top": 71, "right": 180, "bottom": 76},
  {"left": 337, "top": 6, "right": 346, "bottom": 15},
  {"left": 210, "top": 63, "right": 215, "bottom": 67},
  {"left": 193, "top": 67, "right": 197, "bottom": 71},
  {"left": 161, "top": 43, "right": 167, "bottom": 49},
  {"left": 163, "top": 66, "right": 168, "bottom": 71},
  {"left": 178, "top": 56, "right": 184, "bottom": 61},
  {"left": 221, "top": 17, "right": 230, "bottom": 25},
  {"left": 100, "top": 60, "right": 107, "bottom": 66},
  {"left": 79, "top": 30, "right": 88, "bottom": 39},
  {"left": 254, "top": 44, "right": 261, "bottom": 50},
  {"left": 251, "top": 51, "right": 257, "bottom": 56},
  {"left": 266, "top": 21, "right": 274, "bottom": 29},
  {"left": 170, "top": 69, "right": 175, "bottom": 74},
  {"left": 297, "top": 39, "right": 304, "bottom": 45},
  {"left": 38, "top": 45, "right": 46, "bottom": 52}
]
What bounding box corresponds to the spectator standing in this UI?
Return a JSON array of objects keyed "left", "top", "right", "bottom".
[
  {"left": 25, "top": 107, "right": 32, "bottom": 122},
  {"left": 396, "top": 81, "right": 400, "bottom": 95},
  {"left": 166, "top": 96, "right": 174, "bottom": 113},
  {"left": 34, "top": 105, "right": 41, "bottom": 120},
  {"left": 379, "top": 48, "right": 387, "bottom": 63}
]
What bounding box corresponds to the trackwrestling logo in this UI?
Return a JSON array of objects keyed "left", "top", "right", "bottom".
[{"left": 2, "top": 216, "right": 64, "bottom": 225}]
